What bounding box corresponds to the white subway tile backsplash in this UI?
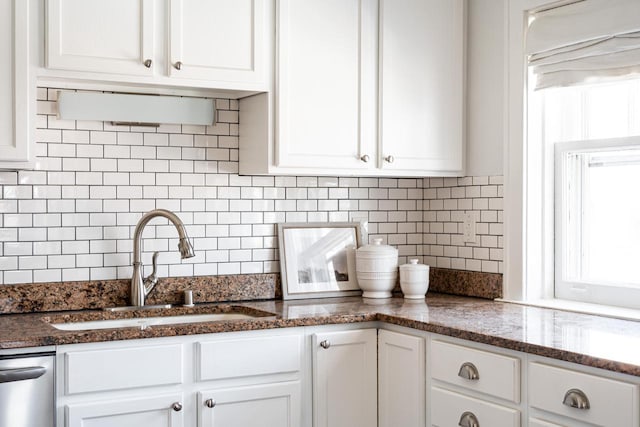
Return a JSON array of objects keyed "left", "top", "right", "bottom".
[{"left": 0, "top": 89, "right": 504, "bottom": 285}]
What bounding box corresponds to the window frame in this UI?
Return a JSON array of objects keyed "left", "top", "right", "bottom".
[{"left": 504, "top": 0, "right": 640, "bottom": 316}]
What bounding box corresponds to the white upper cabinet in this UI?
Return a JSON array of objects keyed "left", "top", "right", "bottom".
[
  {"left": 379, "top": 0, "right": 464, "bottom": 174},
  {"left": 240, "top": 0, "right": 466, "bottom": 177},
  {"left": 169, "top": 0, "right": 266, "bottom": 85},
  {"left": 0, "top": 0, "right": 35, "bottom": 170},
  {"left": 46, "top": 0, "right": 155, "bottom": 76},
  {"left": 275, "top": 0, "right": 377, "bottom": 171},
  {"left": 44, "top": 0, "right": 271, "bottom": 93}
]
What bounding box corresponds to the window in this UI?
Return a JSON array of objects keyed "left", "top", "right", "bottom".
[{"left": 532, "top": 60, "right": 640, "bottom": 309}]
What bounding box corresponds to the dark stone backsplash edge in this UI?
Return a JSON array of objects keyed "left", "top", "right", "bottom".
[{"left": 0, "top": 268, "right": 500, "bottom": 314}]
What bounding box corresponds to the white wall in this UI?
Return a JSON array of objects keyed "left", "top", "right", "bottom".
[{"left": 466, "top": 0, "right": 506, "bottom": 176}]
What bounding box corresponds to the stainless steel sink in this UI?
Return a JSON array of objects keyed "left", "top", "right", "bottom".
[{"left": 51, "top": 312, "right": 261, "bottom": 331}]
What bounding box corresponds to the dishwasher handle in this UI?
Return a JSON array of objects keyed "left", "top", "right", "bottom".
[{"left": 0, "top": 366, "right": 47, "bottom": 383}]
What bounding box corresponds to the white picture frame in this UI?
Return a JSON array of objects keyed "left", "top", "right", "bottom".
[{"left": 277, "top": 222, "right": 366, "bottom": 300}]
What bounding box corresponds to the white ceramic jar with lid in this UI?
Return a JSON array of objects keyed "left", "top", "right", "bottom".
[
  {"left": 399, "top": 259, "right": 429, "bottom": 299},
  {"left": 355, "top": 238, "right": 398, "bottom": 298}
]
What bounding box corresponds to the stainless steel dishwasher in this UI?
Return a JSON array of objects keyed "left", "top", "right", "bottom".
[{"left": 0, "top": 352, "right": 55, "bottom": 427}]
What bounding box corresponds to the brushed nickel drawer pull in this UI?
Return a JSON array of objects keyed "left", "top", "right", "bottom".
[
  {"left": 458, "top": 411, "right": 479, "bottom": 427},
  {"left": 143, "top": 59, "right": 152, "bottom": 68},
  {"left": 563, "top": 388, "right": 590, "bottom": 410},
  {"left": 320, "top": 340, "right": 331, "bottom": 349},
  {"left": 172, "top": 402, "right": 183, "bottom": 412},
  {"left": 205, "top": 398, "right": 216, "bottom": 408},
  {"left": 458, "top": 362, "right": 480, "bottom": 380}
]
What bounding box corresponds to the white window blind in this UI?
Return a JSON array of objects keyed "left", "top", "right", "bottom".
[{"left": 527, "top": 0, "right": 640, "bottom": 89}]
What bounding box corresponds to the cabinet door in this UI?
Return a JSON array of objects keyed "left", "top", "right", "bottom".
[
  {"left": 46, "top": 0, "right": 155, "bottom": 76},
  {"left": 0, "top": 0, "right": 34, "bottom": 169},
  {"left": 66, "top": 393, "right": 184, "bottom": 427},
  {"left": 198, "top": 382, "right": 301, "bottom": 427},
  {"left": 378, "top": 330, "right": 426, "bottom": 427},
  {"left": 379, "top": 0, "right": 464, "bottom": 174},
  {"left": 169, "top": 0, "right": 267, "bottom": 85},
  {"left": 276, "top": 0, "right": 377, "bottom": 171},
  {"left": 312, "top": 329, "right": 377, "bottom": 427}
]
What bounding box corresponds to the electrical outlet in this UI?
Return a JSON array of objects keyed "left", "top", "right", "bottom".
[{"left": 463, "top": 212, "right": 477, "bottom": 243}]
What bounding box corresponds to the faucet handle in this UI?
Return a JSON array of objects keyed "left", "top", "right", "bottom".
[{"left": 143, "top": 251, "right": 160, "bottom": 294}]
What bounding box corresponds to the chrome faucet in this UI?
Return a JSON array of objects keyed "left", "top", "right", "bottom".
[{"left": 131, "top": 209, "right": 195, "bottom": 307}]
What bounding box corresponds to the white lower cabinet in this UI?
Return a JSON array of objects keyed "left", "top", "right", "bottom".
[
  {"left": 312, "top": 328, "right": 377, "bottom": 427},
  {"left": 54, "top": 323, "right": 640, "bottom": 427},
  {"left": 197, "top": 382, "right": 301, "bottom": 427},
  {"left": 378, "top": 329, "right": 426, "bottom": 427},
  {"left": 66, "top": 393, "right": 185, "bottom": 427},
  {"left": 195, "top": 331, "right": 303, "bottom": 426},
  {"left": 56, "top": 330, "right": 304, "bottom": 427}
]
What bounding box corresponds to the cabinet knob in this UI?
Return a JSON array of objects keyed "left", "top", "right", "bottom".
[
  {"left": 457, "top": 362, "right": 480, "bottom": 380},
  {"left": 172, "top": 402, "right": 183, "bottom": 412},
  {"left": 384, "top": 155, "right": 395, "bottom": 164},
  {"left": 143, "top": 59, "right": 152, "bottom": 68},
  {"left": 320, "top": 340, "right": 331, "bottom": 349},
  {"left": 458, "top": 411, "right": 479, "bottom": 427},
  {"left": 174, "top": 61, "right": 183, "bottom": 70},
  {"left": 563, "top": 388, "right": 590, "bottom": 410},
  {"left": 360, "top": 154, "right": 370, "bottom": 163},
  {"left": 205, "top": 398, "right": 216, "bottom": 408}
]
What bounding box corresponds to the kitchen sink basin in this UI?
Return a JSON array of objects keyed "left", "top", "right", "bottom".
[
  {"left": 51, "top": 313, "right": 260, "bottom": 331},
  {"left": 46, "top": 305, "right": 275, "bottom": 331}
]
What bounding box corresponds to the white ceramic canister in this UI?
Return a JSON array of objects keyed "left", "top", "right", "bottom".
[
  {"left": 356, "top": 238, "right": 398, "bottom": 298},
  {"left": 399, "top": 259, "right": 430, "bottom": 299}
]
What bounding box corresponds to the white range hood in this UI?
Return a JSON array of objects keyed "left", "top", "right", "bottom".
[{"left": 57, "top": 91, "right": 216, "bottom": 126}]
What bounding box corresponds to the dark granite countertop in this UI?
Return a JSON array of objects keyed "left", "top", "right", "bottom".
[{"left": 2, "top": 293, "right": 640, "bottom": 377}]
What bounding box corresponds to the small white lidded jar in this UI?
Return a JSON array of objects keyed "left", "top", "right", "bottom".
[{"left": 399, "top": 259, "right": 429, "bottom": 299}]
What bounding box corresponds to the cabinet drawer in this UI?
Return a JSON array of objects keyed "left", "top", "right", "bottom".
[
  {"left": 197, "top": 334, "right": 301, "bottom": 381},
  {"left": 431, "top": 387, "right": 520, "bottom": 427},
  {"left": 431, "top": 340, "right": 521, "bottom": 403},
  {"left": 65, "top": 344, "right": 183, "bottom": 394},
  {"left": 529, "top": 362, "right": 639, "bottom": 427}
]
